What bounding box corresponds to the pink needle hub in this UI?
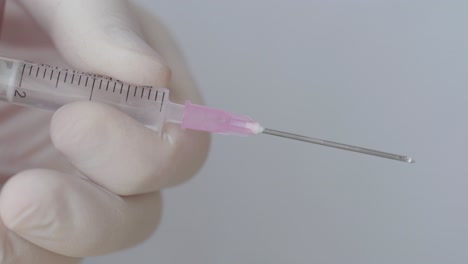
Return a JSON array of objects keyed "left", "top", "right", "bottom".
[{"left": 180, "top": 101, "right": 263, "bottom": 136}]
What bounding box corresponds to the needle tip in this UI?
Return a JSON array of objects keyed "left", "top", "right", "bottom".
[{"left": 405, "top": 157, "right": 415, "bottom": 163}]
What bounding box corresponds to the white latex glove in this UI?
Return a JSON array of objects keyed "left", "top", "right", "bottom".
[{"left": 0, "top": 0, "right": 210, "bottom": 263}]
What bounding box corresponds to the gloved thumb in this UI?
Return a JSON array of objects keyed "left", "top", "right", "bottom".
[{"left": 16, "top": 0, "right": 170, "bottom": 87}]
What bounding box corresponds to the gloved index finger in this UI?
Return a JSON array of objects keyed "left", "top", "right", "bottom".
[{"left": 16, "top": 0, "right": 170, "bottom": 87}]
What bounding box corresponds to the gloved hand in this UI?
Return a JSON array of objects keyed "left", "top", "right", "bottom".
[{"left": 0, "top": 0, "right": 210, "bottom": 263}]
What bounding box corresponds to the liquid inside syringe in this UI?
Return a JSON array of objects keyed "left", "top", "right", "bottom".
[{"left": 0, "top": 56, "right": 414, "bottom": 163}]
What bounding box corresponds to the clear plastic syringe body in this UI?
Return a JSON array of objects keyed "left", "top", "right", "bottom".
[{"left": 0, "top": 56, "right": 185, "bottom": 131}]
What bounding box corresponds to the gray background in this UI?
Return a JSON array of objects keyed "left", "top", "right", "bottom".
[{"left": 87, "top": 0, "right": 468, "bottom": 263}]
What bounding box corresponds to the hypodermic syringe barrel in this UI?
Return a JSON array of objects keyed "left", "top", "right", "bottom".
[{"left": 0, "top": 57, "right": 170, "bottom": 131}]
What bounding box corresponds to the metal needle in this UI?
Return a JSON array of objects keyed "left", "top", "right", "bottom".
[{"left": 262, "top": 128, "right": 414, "bottom": 163}]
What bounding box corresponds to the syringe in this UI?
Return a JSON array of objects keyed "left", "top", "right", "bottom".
[{"left": 0, "top": 56, "right": 414, "bottom": 163}]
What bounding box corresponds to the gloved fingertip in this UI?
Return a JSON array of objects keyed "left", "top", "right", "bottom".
[
  {"left": 47, "top": 0, "right": 171, "bottom": 87},
  {"left": 0, "top": 170, "right": 56, "bottom": 232},
  {"left": 50, "top": 102, "right": 114, "bottom": 167}
]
